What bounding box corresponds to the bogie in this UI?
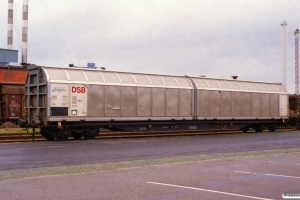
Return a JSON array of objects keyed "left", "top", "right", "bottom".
[{"left": 72, "top": 132, "right": 82, "bottom": 140}]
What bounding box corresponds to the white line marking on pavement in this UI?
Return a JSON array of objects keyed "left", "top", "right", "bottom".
[
  {"left": 148, "top": 182, "right": 274, "bottom": 200},
  {"left": 235, "top": 171, "right": 252, "bottom": 174},
  {"left": 235, "top": 171, "right": 300, "bottom": 179},
  {"left": 265, "top": 174, "right": 300, "bottom": 179}
]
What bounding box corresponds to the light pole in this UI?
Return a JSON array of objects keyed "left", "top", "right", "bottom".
[
  {"left": 281, "top": 21, "right": 287, "bottom": 89},
  {"left": 295, "top": 29, "right": 299, "bottom": 129}
]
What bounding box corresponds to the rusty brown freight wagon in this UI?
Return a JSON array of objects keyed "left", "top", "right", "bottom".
[
  {"left": 0, "top": 66, "right": 28, "bottom": 124},
  {"left": 0, "top": 82, "right": 25, "bottom": 124}
]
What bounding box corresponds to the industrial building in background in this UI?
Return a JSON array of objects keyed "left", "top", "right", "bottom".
[{"left": 0, "top": 1, "right": 28, "bottom": 124}]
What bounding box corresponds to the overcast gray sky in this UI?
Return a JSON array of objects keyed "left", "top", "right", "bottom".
[{"left": 1, "top": 0, "right": 300, "bottom": 93}]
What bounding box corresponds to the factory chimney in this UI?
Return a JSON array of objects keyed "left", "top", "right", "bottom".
[
  {"left": 21, "top": 0, "right": 28, "bottom": 64},
  {"left": 281, "top": 20, "right": 287, "bottom": 89},
  {"left": 7, "top": 0, "right": 14, "bottom": 50}
]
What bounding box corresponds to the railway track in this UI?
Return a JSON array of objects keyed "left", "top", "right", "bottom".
[{"left": 0, "top": 126, "right": 295, "bottom": 143}]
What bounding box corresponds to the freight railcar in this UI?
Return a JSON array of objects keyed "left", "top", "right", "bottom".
[
  {"left": 19, "top": 65, "right": 289, "bottom": 140},
  {"left": 0, "top": 65, "right": 27, "bottom": 124},
  {"left": 288, "top": 94, "right": 299, "bottom": 126},
  {"left": 0, "top": 82, "right": 25, "bottom": 124}
]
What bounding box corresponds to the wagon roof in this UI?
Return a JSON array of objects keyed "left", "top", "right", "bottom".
[
  {"left": 32, "top": 65, "right": 287, "bottom": 93},
  {"left": 39, "top": 66, "right": 193, "bottom": 89}
]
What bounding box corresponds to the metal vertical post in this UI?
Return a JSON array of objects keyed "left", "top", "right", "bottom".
[
  {"left": 295, "top": 29, "right": 299, "bottom": 95},
  {"left": 295, "top": 29, "right": 299, "bottom": 129},
  {"left": 281, "top": 21, "right": 287, "bottom": 89},
  {"left": 297, "top": 96, "right": 300, "bottom": 130}
]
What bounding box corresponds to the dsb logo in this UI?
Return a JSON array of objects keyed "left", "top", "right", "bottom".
[{"left": 72, "top": 86, "right": 86, "bottom": 93}]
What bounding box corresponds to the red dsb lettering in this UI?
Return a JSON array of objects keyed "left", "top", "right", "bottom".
[
  {"left": 72, "top": 86, "right": 86, "bottom": 93},
  {"left": 72, "top": 86, "right": 77, "bottom": 93}
]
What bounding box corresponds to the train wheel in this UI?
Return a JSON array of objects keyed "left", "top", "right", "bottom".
[
  {"left": 72, "top": 132, "right": 82, "bottom": 140},
  {"left": 83, "top": 127, "right": 98, "bottom": 140},
  {"left": 254, "top": 125, "right": 264, "bottom": 132},
  {"left": 56, "top": 129, "right": 69, "bottom": 140},
  {"left": 241, "top": 127, "right": 249, "bottom": 133},
  {"left": 268, "top": 126, "right": 276, "bottom": 132},
  {"left": 44, "top": 133, "right": 55, "bottom": 141},
  {"left": 41, "top": 127, "right": 55, "bottom": 141}
]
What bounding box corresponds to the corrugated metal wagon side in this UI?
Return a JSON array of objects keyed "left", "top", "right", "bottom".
[
  {"left": 191, "top": 77, "right": 289, "bottom": 132},
  {"left": 20, "top": 65, "right": 289, "bottom": 141},
  {"left": 20, "top": 65, "right": 195, "bottom": 140}
]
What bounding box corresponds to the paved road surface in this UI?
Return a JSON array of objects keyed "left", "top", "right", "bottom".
[
  {"left": 0, "top": 131, "right": 299, "bottom": 171},
  {"left": 1, "top": 152, "right": 299, "bottom": 200}
]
